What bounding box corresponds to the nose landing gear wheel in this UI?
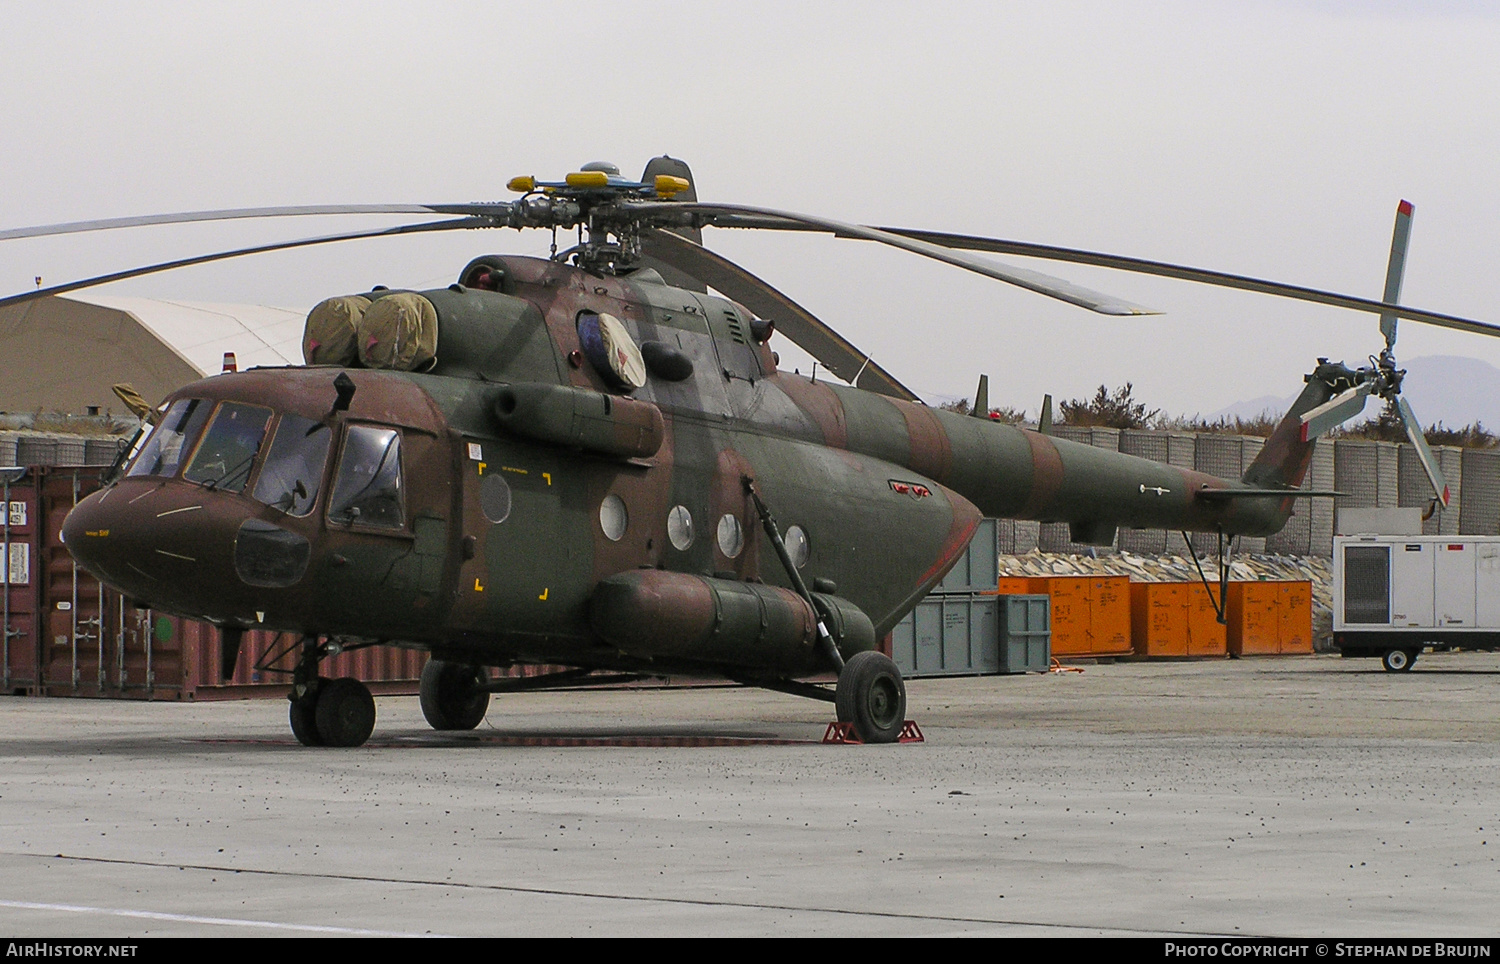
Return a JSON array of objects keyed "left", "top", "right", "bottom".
[
  {"left": 288, "top": 677, "right": 327, "bottom": 747},
  {"left": 835, "top": 651, "right": 907, "bottom": 744},
  {"left": 419, "top": 659, "right": 491, "bottom": 731},
  {"left": 1382, "top": 648, "right": 1417, "bottom": 672},
  {"left": 314, "top": 677, "right": 376, "bottom": 747}
]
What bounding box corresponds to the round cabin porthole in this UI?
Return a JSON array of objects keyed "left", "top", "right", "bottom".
[
  {"left": 480, "top": 474, "right": 512, "bottom": 524},
  {"left": 599, "top": 494, "right": 628, "bottom": 541},
  {"left": 785, "top": 525, "right": 810, "bottom": 568},
  {"left": 667, "top": 505, "right": 694, "bottom": 551},
  {"left": 717, "top": 514, "right": 744, "bottom": 559}
]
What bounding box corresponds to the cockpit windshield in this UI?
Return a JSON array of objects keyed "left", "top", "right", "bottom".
[
  {"left": 126, "top": 398, "right": 213, "bottom": 479},
  {"left": 251, "top": 415, "right": 331, "bottom": 516},
  {"left": 327, "top": 425, "right": 403, "bottom": 528},
  {"left": 183, "top": 403, "right": 273, "bottom": 492}
]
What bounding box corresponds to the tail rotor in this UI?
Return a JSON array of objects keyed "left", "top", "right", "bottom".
[{"left": 1297, "top": 200, "right": 1451, "bottom": 508}]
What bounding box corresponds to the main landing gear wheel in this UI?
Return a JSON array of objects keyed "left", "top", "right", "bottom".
[
  {"left": 419, "top": 659, "right": 491, "bottom": 731},
  {"left": 1382, "top": 648, "right": 1418, "bottom": 672},
  {"left": 313, "top": 677, "right": 377, "bottom": 747},
  {"left": 288, "top": 676, "right": 327, "bottom": 747},
  {"left": 835, "top": 651, "right": 907, "bottom": 744}
]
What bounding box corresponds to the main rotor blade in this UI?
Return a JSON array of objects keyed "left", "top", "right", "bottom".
[
  {"left": 1380, "top": 200, "right": 1414, "bottom": 351},
  {"left": 0, "top": 203, "right": 513, "bottom": 243},
  {"left": 1396, "top": 394, "right": 1451, "bottom": 507},
  {"left": 874, "top": 226, "right": 1500, "bottom": 339},
  {"left": 626, "top": 202, "right": 1158, "bottom": 316},
  {"left": 1299, "top": 384, "right": 1373, "bottom": 442},
  {"left": 638, "top": 227, "right": 919, "bottom": 401},
  {"left": 0, "top": 217, "right": 488, "bottom": 310}
]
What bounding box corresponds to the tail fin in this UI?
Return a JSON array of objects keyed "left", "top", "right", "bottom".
[
  {"left": 638, "top": 156, "right": 705, "bottom": 292},
  {"left": 1242, "top": 360, "right": 1354, "bottom": 488}
]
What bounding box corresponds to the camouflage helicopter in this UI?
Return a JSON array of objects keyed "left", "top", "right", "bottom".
[{"left": 2, "top": 158, "right": 1494, "bottom": 746}]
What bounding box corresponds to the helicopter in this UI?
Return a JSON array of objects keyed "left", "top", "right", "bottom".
[{"left": 4, "top": 157, "right": 1496, "bottom": 746}]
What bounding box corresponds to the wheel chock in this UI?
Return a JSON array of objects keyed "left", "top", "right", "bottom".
[{"left": 821, "top": 721, "right": 925, "bottom": 744}]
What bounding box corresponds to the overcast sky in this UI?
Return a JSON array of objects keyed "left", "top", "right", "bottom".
[{"left": 4, "top": 1, "right": 1500, "bottom": 418}]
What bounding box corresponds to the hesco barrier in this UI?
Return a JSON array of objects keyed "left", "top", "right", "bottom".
[
  {"left": 1459, "top": 448, "right": 1500, "bottom": 536},
  {"left": 0, "top": 464, "right": 551, "bottom": 701}
]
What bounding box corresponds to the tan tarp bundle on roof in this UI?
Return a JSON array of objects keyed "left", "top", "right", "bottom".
[
  {"left": 357, "top": 292, "right": 438, "bottom": 371},
  {"left": 302, "top": 295, "right": 370, "bottom": 366}
]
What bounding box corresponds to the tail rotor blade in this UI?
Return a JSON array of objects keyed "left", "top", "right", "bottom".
[
  {"left": 1380, "top": 200, "right": 1414, "bottom": 350},
  {"left": 1299, "top": 384, "right": 1373, "bottom": 441},
  {"left": 1396, "top": 395, "right": 1451, "bottom": 507}
]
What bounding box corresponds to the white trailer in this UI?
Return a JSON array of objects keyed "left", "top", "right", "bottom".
[{"left": 1333, "top": 533, "right": 1500, "bottom": 670}]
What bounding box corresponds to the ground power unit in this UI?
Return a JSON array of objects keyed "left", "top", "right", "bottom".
[{"left": 1333, "top": 533, "right": 1500, "bottom": 670}]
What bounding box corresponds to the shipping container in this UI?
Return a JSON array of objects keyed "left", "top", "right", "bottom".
[{"left": 0, "top": 469, "right": 40, "bottom": 693}]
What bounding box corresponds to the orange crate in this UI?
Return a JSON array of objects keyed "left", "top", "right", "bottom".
[
  {"left": 1032, "top": 575, "right": 1131, "bottom": 657},
  {"left": 992, "top": 576, "right": 1033, "bottom": 596},
  {"left": 1185, "top": 583, "right": 1227, "bottom": 656},
  {"left": 1131, "top": 583, "right": 1225, "bottom": 657},
  {"left": 1131, "top": 583, "right": 1188, "bottom": 656},
  {"left": 1226, "top": 581, "right": 1312, "bottom": 655},
  {"left": 1277, "top": 582, "right": 1312, "bottom": 654}
]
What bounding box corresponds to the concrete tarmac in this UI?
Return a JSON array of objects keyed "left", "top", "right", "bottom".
[{"left": 0, "top": 651, "right": 1497, "bottom": 937}]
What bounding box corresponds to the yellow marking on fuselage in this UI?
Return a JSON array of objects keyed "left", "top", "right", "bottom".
[
  {"left": 538, "top": 588, "right": 549, "bottom": 601},
  {"left": 474, "top": 578, "right": 484, "bottom": 592},
  {"left": 501, "top": 466, "right": 528, "bottom": 475},
  {"left": 477, "top": 462, "right": 486, "bottom": 476},
  {"left": 542, "top": 472, "right": 552, "bottom": 486},
  {"left": 85, "top": 529, "right": 109, "bottom": 537}
]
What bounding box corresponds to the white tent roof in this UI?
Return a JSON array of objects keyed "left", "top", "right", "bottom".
[{"left": 64, "top": 293, "right": 304, "bottom": 375}]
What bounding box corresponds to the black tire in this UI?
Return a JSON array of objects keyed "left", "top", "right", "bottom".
[
  {"left": 288, "top": 676, "right": 327, "bottom": 746},
  {"left": 1382, "top": 649, "right": 1417, "bottom": 672},
  {"left": 314, "top": 677, "right": 376, "bottom": 747},
  {"left": 419, "top": 659, "right": 490, "bottom": 731},
  {"left": 835, "top": 651, "right": 907, "bottom": 744},
  {"left": 289, "top": 697, "right": 322, "bottom": 746}
]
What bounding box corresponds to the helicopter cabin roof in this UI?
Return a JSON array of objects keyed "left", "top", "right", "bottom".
[{"left": 0, "top": 292, "right": 304, "bottom": 416}]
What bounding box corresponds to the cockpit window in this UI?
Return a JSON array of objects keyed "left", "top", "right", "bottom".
[
  {"left": 327, "top": 425, "right": 403, "bottom": 528},
  {"left": 183, "top": 403, "right": 273, "bottom": 493},
  {"left": 251, "top": 415, "right": 331, "bottom": 516},
  {"left": 126, "top": 398, "right": 213, "bottom": 479}
]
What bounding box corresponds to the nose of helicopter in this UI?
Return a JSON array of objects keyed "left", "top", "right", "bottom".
[{"left": 62, "top": 482, "right": 272, "bottom": 620}]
